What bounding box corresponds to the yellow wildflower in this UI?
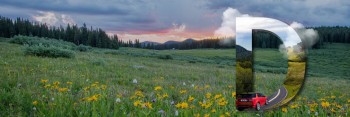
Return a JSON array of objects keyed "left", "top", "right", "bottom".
[
  {"left": 101, "top": 84, "right": 107, "bottom": 90},
  {"left": 66, "top": 81, "right": 73, "bottom": 85},
  {"left": 44, "top": 84, "right": 51, "bottom": 88},
  {"left": 282, "top": 107, "right": 287, "bottom": 113},
  {"left": 134, "top": 100, "right": 141, "bottom": 107},
  {"left": 162, "top": 93, "right": 168, "bottom": 98},
  {"left": 41, "top": 79, "right": 48, "bottom": 83},
  {"left": 176, "top": 102, "right": 189, "bottom": 109},
  {"left": 204, "top": 113, "right": 210, "bottom": 117},
  {"left": 225, "top": 112, "right": 230, "bottom": 116},
  {"left": 218, "top": 98, "right": 228, "bottom": 106},
  {"left": 331, "top": 95, "right": 336, "bottom": 99},
  {"left": 154, "top": 86, "right": 162, "bottom": 91},
  {"left": 32, "top": 101, "right": 38, "bottom": 106},
  {"left": 188, "top": 96, "right": 195, "bottom": 102},
  {"left": 232, "top": 92, "right": 236, "bottom": 98},
  {"left": 331, "top": 108, "right": 336, "bottom": 113},
  {"left": 321, "top": 101, "right": 330, "bottom": 108},
  {"left": 143, "top": 102, "right": 152, "bottom": 109},
  {"left": 348, "top": 99, "right": 350, "bottom": 103},
  {"left": 206, "top": 93, "right": 211, "bottom": 98},
  {"left": 205, "top": 85, "right": 210, "bottom": 88},
  {"left": 180, "top": 90, "right": 187, "bottom": 94},
  {"left": 194, "top": 113, "right": 200, "bottom": 117},
  {"left": 58, "top": 88, "right": 68, "bottom": 92},
  {"left": 336, "top": 104, "right": 342, "bottom": 109},
  {"left": 135, "top": 91, "right": 145, "bottom": 97},
  {"left": 211, "top": 109, "right": 216, "bottom": 113},
  {"left": 87, "top": 94, "right": 100, "bottom": 102},
  {"left": 214, "top": 94, "right": 222, "bottom": 99},
  {"left": 53, "top": 81, "right": 60, "bottom": 85}
]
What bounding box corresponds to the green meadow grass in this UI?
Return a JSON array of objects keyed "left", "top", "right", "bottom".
[{"left": 0, "top": 38, "right": 349, "bottom": 116}]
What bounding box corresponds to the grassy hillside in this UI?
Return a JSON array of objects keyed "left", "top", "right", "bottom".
[{"left": 0, "top": 38, "right": 349, "bottom": 116}]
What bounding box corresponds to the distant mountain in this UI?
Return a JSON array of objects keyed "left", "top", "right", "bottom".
[
  {"left": 236, "top": 45, "right": 252, "bottom": 61},
  {"left": 140, "top": 41, "right": 160, "bottom": 48},
  {"left": 182, "top": 38, "right": 196, "bottom": 43},
  {"left": 163, "top": 40, "right": 181, "bottom": 45}
]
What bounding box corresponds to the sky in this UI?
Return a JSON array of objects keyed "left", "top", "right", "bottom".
[{"left": 0, "top": 0, "right": 349, "bottom": 43}]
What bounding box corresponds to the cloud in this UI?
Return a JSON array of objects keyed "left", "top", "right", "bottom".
[
  {"left": 206, "top": 0, "right": 350, "bottom": 26},
  {"left": 32, "top": 11, "right": 75, "bottom": 26},
  {"left": 214, "top": 8, "right": 249, "bottom": 37},
  {"left": 171, "top": 23, "right": 186, "bottom": 33}
]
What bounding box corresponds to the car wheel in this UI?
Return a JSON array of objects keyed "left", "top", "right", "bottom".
[
  {"left": 237, "top": 107, "right": 245, "bottom": 111},
  {"left": 256, "top": 103, "right": 261, "bottom": 111}
]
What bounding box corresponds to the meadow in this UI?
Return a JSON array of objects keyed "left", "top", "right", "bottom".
[{"left": 0, "top": 37, "right": 349, "bottom": 116}]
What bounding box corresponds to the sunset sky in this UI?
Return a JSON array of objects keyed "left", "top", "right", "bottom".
[{"left": 1, "top": 0, "right": 349, "bottom": 43}]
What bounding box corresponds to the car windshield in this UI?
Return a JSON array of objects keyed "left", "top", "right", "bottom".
[{"left": 237, "top": 94, "right": 254, "bottom": 98}]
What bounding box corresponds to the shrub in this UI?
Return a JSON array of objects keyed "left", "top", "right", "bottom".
[
  {"left": 158, "top": 55, "right": 173, "bottom": 60},
  {"left": 76, "top": 44, "right": 92, "bottom": 52},
  {"left": 10, "top": 35, "right": 76, "bottom": 50},
  {"left": 24, "top": 45, "right": 75, "bottom": 58}
]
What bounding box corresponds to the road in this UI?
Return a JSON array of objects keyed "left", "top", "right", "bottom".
[{"left": 261, "top": 86, "right": 288, "bottom": 110}]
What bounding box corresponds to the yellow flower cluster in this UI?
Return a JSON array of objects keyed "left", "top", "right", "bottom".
[{"left": 176, "top": 102, "right": 189, "bottom": 109}]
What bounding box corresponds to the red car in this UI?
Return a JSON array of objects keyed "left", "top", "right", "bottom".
[{"left": 236, "top": 93, "right": 268, "bottom": 111}]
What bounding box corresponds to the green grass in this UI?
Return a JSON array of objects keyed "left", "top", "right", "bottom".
[{"left": 0, "top": 38, "right": 350, "bottom": 116}]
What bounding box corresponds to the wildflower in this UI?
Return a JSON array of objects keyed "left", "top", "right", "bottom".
[
  {"left": 171, "top": 101, "right": 175, "bottom": 105},
  {"left": 101, "top": 84, "right": 107, "bottom": 90},
  {"left": 211, "top": 109, "right": 216, "bottom": 113},
  {"left": 33, "top": 107, "right": 37, "bottom": 111},
  {"left": 162, "top": 93, "right": 169, "bottom": 98},
  {"left": 53, "top": 81, "right": 60, "bottom": 85},
  {"left": 134, "top": 100, "right": 141, "bottom": 107},
  {"left": 143, "top": 102, "right": 152, "bottom": 109},
  {"left": 321, "top": 101, "right": 330, "bottom": 108},
  {"left": 194, "top": 113, "right": 200, "bottom": 117},
  {"left": 331, "top": 108, "right": 336, "bottom": 113},
  {"left": 188, "top": 96, "right": 195, "bottom": 102},
  {"left": 204, "top": 113, "right": 210, "bottom": 117},
  {"left": 133, "top": 79, "right": 138, "bottom": 84},
  {"left": 44, "top": 84, "right": 51, "bottom": 88},
  {"left": 87, "top": 94, "right": 101, "bottom": 102},
  {"left": 32, "top": 101, "right": 38, "bottom": 106},
  {"left": 336, "top": 104, "right": 342, "bottom": 109},
  {"left": 154, "top": 86, "right": 162, "bottom": 91},
  {"left": 158, "top": 110, "right": 165, "bottom": 114},
  {"left": 331, "top": 95, "right": 336, "bottom": 99},
  {"left": 217, "top": 98, "right": 228, "bottom": 106},
  {"left": 175, "top": 110, "right": 179, "bottom": 116},
  {"left": 135, "top": 91, "right": 145, "bottom": 97},
  {"left": 58, "top": 88, "right": 69, "bottom": 92},
  {"left": 199, "top": 100, "right": 212, "bottom": 109},
  {"left": 66, "top": 81, "right": 73, "bottom": 85},
  {"left": 183, "top": 82, "right": 186, "bottom": 86},
  {"left": 191, "top": 84, "right": 195, "bottom": 87},
  {"left": 282, "top": 107, "right": 287, "bottom": 113},
  {"left": 310, "top": 108, "right": 315, "bottom": 112},
  {"left": 175, "top": 102, "right": 189, "bottom": 109},
  {"left": 205, "top": 85, "right": 210, "bottom": 88},
  {"left": 232, "top": 92, "right": 236, "bottom": 98},
  {"left": 315, "top": 112, "right": 318, "bottom": 116},
  {"left": 206, "top": 93, "right": 212, "bottom": 98},
  {"left": 115, "top": 98, "right": 121, "bottom": 103},
  {"left": 214, "top": 94, "right": 222, "bottom": 99},
  {"left": 348, "top": 99, "right": 350, "bottom": 103},
  {"left": 41, "top": 79, "right": 48, "bottom": 83},
  {"left": 228, "top": 85, "right": 233, "bottom": 88},
  {"left": 225, "top": 112, "right": 230, "bottom": 116},
  {"left": 180, "top": 90, "right": 187, "bottom": 94}
]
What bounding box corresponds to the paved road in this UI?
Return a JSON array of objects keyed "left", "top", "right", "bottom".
[{"left": 261, "top": 86, "right": 288, "bottom": 110}]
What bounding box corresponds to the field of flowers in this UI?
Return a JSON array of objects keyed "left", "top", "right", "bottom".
[{"left": 1, "top": 40, "right": 350, "bottom": 116}]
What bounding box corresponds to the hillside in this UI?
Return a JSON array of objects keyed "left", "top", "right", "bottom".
[{"left": 0, "top": 37, "right": 349, "bottom": 116}]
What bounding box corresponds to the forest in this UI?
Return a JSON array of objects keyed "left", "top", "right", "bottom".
[{"left": 1, "top": 16, "right": 350, "bottom": 50}]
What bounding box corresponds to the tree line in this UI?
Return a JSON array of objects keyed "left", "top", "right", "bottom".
[
  {"left": 1, "top": 16, "right": 350, "bottom": 50},
  {"left": 0, "top": 16, "right": 120, "bottom": 49}
]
